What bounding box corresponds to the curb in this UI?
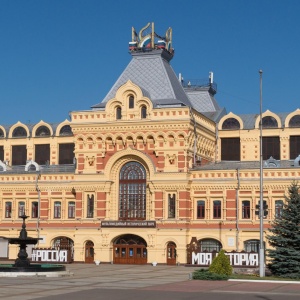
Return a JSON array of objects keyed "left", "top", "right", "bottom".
[{"left": 228, "top": 279, "right": 300, "bottom": 284}]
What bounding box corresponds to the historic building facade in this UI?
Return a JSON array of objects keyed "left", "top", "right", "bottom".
[{"left": 1, "top": 23, "right": 300, "bottom": 265}]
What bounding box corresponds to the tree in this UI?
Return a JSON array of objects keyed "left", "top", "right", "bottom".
[
  {"left": 267, "top": 181, "right": 300, "bottom": 279},
  {"left": 208, "top": 249, "right": 232, "bottom": 276}
]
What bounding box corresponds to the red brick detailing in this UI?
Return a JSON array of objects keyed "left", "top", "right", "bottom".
[
  {"left": 226, "top": 210, "right": 236, "bottom": 218},
  {"left": 226, "top": 190, "right": 236, "bottom": 198},
  {"left": 154, "top": 192, "right": 163, "bottom": 218},
  {"left": 226, "top": 201, "right": 236, "bottom": 209}
]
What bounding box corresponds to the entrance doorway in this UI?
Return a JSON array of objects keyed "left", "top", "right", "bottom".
[
  {"left": 85, "top": 240, "right": 94, "bottom": 263},
  {"left": 113, "top": 234, "right": 147, "bottom": 264},
  {"left": 52, "top": 236, "right": 74, "bottom": 262},
  {"left": 167, "top": 242, "right": 177, "bottom": 265}
]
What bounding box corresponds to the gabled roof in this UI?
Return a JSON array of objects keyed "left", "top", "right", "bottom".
[{"left": 91, "top": 49, "right": 192, "bottom": 108}]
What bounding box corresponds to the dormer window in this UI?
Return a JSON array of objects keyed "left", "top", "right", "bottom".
[
  {"left": 262, "top": 116, "right": 278, "bottom": 128},
  {"left": 222, "top": 118, "right": 240, "bottom": 130},
  {"left": 59, "top": 125, "right": 73, "bottom": 136},
  {"left": 289, "top": 115, "right": 300, "bottom": 127},
  {"left": 141, "top": 106, "right": 147, "bottom": 119},
  {"left": 36, "top": 126, "right": 50, "bottom": 137},
  {"left": 12, "top": 126, "right": 27, "bottom": 138},
  {"left": 129, "top": 95, "right": 134, "bottom": 109},
  {"left": 116, "top": 106, "right": 122, "bottom": 120}
]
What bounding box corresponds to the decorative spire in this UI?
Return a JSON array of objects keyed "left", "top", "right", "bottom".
[{"left": 129, "top": 22, "right": 174, "bottom": 56}]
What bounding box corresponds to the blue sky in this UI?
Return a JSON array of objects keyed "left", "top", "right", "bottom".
[{"left": 1, "top": 0, "right": 300, "bottom": 125}]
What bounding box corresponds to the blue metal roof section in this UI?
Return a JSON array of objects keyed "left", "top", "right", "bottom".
[{"left": 91, "top": 49, "right": 193, "bottom": 109}]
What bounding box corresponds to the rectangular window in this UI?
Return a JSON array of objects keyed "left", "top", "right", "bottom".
[
  {"left": 54, "top": 201, "right": 61, "bottom": 218},
  {"left": 262, "top": 137, "right": 280, "bottom": 160},
  {"left": 87, "top": 195, "right": 94, "bottom": 218},
  {"left": 5, "top": 202, "right": 12, "bottom": 218},
  {"left": 59, "top": 143, "right": 75, "bottom": 164},
  {"left": 12, "top": 145, "right": 27, "bottom": 165},
  {"left": 35, "top": 144, "right": 50, "bottom": 165},
  {"left": 221, "top": 138, "right": 240, "bottom": 161},
  {"left": 68, "top": 201, "right": 75, "bottom": 218},
  {"left": 18, "top": 201, "right": 25, "bottom": 217},
  {"left": 168, "top": 194, "right": 176, "bottom": 219},
  {"left": 242, "top": 200, "right": 251, "bottom": 219},
  {"left": 197, "top": 200, "right": 205, "bottom": 219},
  {"left": 290, "top": 136, "right": 300, "bottom": 160},
  {"left": 32, "top": 202, "right": 38, "bottom": 218},
  {"left": 213, "top": 200, "right": 221, "bottom": 219}
]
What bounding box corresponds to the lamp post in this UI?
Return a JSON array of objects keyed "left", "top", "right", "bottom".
[{"left": 259, "top": 69, "right": 265, "bottom": 277}]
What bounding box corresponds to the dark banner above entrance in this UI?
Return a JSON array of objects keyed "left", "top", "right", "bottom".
[{"left": 101, "top": 221, "right": 156, "bottom": 228}]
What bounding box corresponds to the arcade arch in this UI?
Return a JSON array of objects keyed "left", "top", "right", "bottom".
[{"left": 113, "top": 234, "right": 147, "bottom": 264}]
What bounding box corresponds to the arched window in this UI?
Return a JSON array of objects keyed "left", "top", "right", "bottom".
[
  {"left": 244, "top": 239, "right": 260, "bottom": 252},
  {"left": 32, "top": 201, "right": 38, "bottom": 218},
  {"left": 242, "top": 200, "right": 251, "bottom": 219},
  {"left": 275, "top": 200, "right": 284, "bottom": 218},
  {"left": 12, "top": 126, "right": 27, "bottom": 137},
  {"left": 0, "top": 128, "right": 4, "bottom": 138},
  {"left": 52, "top": 237, "right": 74, "bottom": 261},
  {"left": 87, "top": 195, "right": 94, "bottom": 218},
  {"left": 141, "top": 106, "right": 147, "bottom": 119},
  {"left": 289, "top": 115, "right": 300, "bottom": 127},
  {"left": 197, "top": 200, "right": 205, "bottom": 219},
  {"left": 5, "top": 201, "right": 12, "bottom": 218},
  {"left": 116, "top": 107, "right": 122, "bottom": 120},
  {"left": 168, "top": 193, "right": 176, "bottom": 219},
  {"left": 213, "top": 200, "right": 221, "bottom": 219},
  {"left": 59, "top": 125, "right": 72, "bottom": 136},
  {"left": 222, "top": 118, "right": 240, "bottom": 130},
  {"left": 54, "top": 201, "right": 61, "bottom": 219},
  {"left": 198, "top": 238, "right": 222, "bottom": 252},
  {"left": 119, "top": 161, "right": 146, "bottom": 220},
  {"left": 68, "top": 201, "right": 75, "bottom": 219},
  {"left": 129, "top": 95, "right": 134, "bottom": 109},
  {"left": 262, "top": 116, "right": 278, "bottom": 128},
  {"left": 36, "top": 126, "right": 50, "bottom": 137},
  {"left": 18, "top": 201, "right": 25, "bottom": 217}
]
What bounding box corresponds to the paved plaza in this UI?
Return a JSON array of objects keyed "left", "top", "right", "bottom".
[{"left": 0, "top": 263, "right": 300, "bottom": 300}]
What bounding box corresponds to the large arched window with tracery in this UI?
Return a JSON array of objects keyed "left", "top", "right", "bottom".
[{"left": 119, "top": 161, "right": 146, "bottom": 220}]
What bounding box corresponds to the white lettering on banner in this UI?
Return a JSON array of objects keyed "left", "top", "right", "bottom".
[
  {"left": 191, "top": 252, "right": 259, "bottom": 266},
  {"left": 31, "top": 249, "right": 68, "bottom": 262},
  {"left": 192, "top": 252, "right": 212, "bottom": 265}
]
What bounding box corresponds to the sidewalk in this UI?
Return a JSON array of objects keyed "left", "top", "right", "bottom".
[{"left": 0, "top": 263, "right": 299, "bottom": 300}]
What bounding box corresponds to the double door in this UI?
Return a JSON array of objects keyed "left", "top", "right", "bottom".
[{"left": 114, "top": 244, "right": 147, "bottom": 264}]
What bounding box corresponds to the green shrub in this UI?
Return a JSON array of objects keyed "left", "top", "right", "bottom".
[
  {"left": 193, "top": 269, "right": 228, "bottom": 280},
  {"left": 208, "top": 249, "right": 233, "bottom": 276}
]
